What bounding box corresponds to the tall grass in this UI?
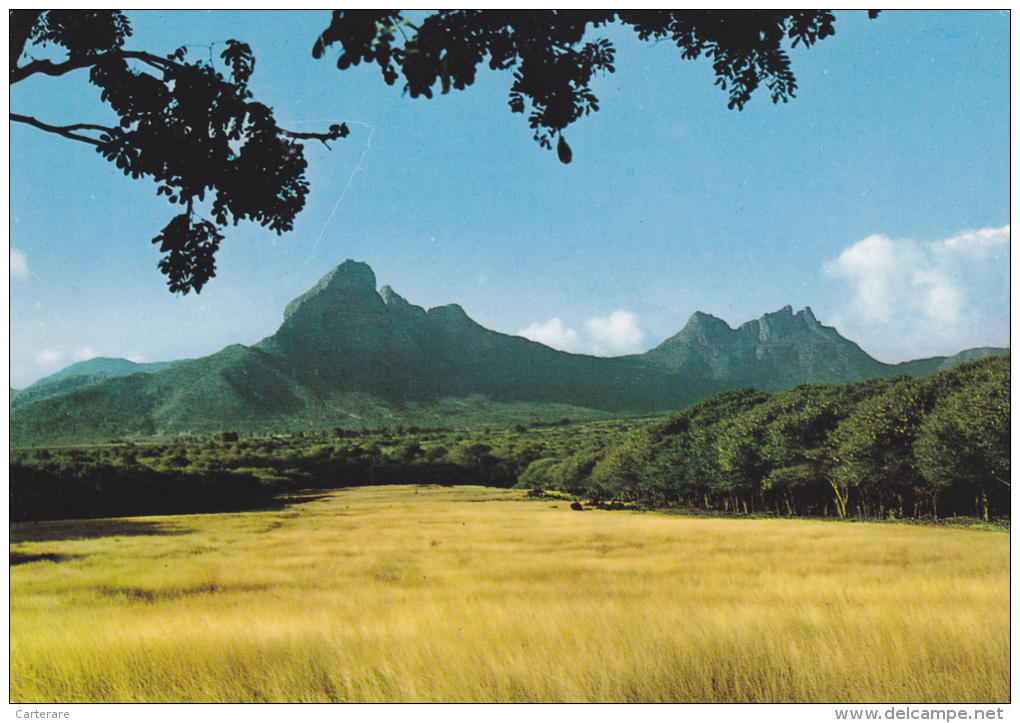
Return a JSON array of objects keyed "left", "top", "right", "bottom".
[{"left": 10, "top": 486, "right": 1009, "bottom": 703}]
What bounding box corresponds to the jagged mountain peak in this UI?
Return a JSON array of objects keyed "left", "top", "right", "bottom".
[
  {"left": 283, "top": 260, "right": 378, "bottom": 321},
  {"left": 379, "top": 285, "right": 405, "bottom": 306},
  {"left": 11, "top": 259, "right": 1006, "bottom": 443},
  {"left": 737, "top": 305, "right": 820, "bottom": 342},
  {"left": 672, "top": 305, "right": 820, "bottom": 344},
  {"left": 381, "top": 284, "right": 428, "bottom": 316},
  {"left": 318, "top": 259, "right": 377, "bottom": 290},
  {"left": 672, "top": 311, "right": 732, "bottom": 346},
  {"left": 643, "top": 304, "right": 884, "bottom": 385},
  {"left": 427, "top": 303, "right": 470, "bottom": 321},
  {"left": 685, "top": 310, "right": 727, "bottom": 326}
]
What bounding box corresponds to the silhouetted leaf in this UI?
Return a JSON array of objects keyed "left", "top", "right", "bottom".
[
  {"left": 556, "top": 134, "right": 572, "bottom": 164},
  {"left": 12, "top": 10, "right": 875, "bottom": 293},
  {"left": 311, "top": 10, "right": 861, "bottom": 161}
]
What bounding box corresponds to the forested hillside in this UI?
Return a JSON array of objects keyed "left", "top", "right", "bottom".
[
  {"left": 10, "top": 355, "right": 1008, "bottom": 523},
  {"left": 531, "top": 353, "right": 1009, "bottom": 520}
]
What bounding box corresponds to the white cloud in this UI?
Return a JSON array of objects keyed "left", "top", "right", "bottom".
[
  {"left": 10, "top": 248, "right": 29, "bottom": 278},
  {"left": 517, "top": 318, "right": 581, "bottom": 350},
  {"left": 29, "top": 347, "right": 97, "bottom": 374},
  {"left": 826, "top": 234, "right": 913, "bottom": 322},
  {"left": 584, "top": 311, "right": 645, "bottom": 353},
  {"left": 35, "top": 349, "right": 64, "bottom": 366},
  {"left": 825, "top": 226, "right": 1010, "bottom": 360},
  {"left": 934, "top": 224, "right": 1010, "bottom": 258},
  {"left": 909, "top": 269, "right": 961, "bottom": 326},
  {"left": 518, "top": 310, "right": 645, "bottom": 356}
]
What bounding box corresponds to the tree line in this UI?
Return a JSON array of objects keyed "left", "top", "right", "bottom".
[
  {"left": 527, "top": 354, "right": 1009, "bottom": 521},
  {"left": 10, "top": 354, "right": 1008, "bottom": 523}
]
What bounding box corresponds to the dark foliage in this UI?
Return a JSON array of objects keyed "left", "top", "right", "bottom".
[
  {"left": 10, "top": 355, "right": 1007, "bottom": 525},
  {"left": 11, "top": 10, "right": 344, "bottom": 294},
  {"left": 9, "top": 462, "right": 274, "bottom": 522},
  {"left": 546, "top": 355, "right": 1009, "bottom": 520},
  {"left": 13, "top": 10, "right": 872, "bottom": 291},
  {"left": 313, "top": 11, "right": 855, "bottom": 157}
]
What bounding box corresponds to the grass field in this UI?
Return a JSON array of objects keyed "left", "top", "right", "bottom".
[{"left": 9, "top": 485, "right": 1010, "bottom": 703}]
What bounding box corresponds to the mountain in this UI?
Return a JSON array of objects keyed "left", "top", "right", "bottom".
[
  {"left": 643, "top": 306, "right": 892, "bottom": 389},
  {"left": 641, "top": 306, "right": 1006, "bottom": 391},
  {"left": 890, "top": 347, "right": 1012, "bottom": 377},
  {"left": 10, "top": 358, "right": 181, "bottom": 409},
  {"left": 34, "top": 357, "right": 178, "bottom": 384},
  {"left": 9, "top": 260, "right": 1007, "bottom": 444},
  {"left": 253, "top": 261, "right": 698, "bottom": 410}
]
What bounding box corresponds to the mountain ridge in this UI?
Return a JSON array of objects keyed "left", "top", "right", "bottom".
[
  {"left": 10, "top": 357, "right": 183, "bottom": 410},
  {"left": 10, "top": 260, "right": 1007, "bottom": 443}
]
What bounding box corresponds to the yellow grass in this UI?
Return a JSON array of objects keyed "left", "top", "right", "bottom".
[{"left": 9, "top": 485, "right": 1010, "bottom": 703}]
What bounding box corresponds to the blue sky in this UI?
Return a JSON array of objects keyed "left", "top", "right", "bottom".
[{"left": 9, "top": 10, "right": 1011, "bottom": 389}]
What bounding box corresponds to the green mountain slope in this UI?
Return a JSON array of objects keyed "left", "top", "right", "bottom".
[
  {"left": 10, "top": 260, "right": 1007, "bottom": 445},
  {"left": 10, "top": 358, "right": 181, "bottom": 409}
]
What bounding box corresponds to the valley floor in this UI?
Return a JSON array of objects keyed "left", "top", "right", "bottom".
[{"left": 10, "top": 485, "right": 1010, "bottom": 703}]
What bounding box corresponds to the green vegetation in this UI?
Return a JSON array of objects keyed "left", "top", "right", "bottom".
[
  {"left": 547, "top": 354, "right": 1009, "bottom": 520},
  {"left": 10, "top": 418, "right": 630, "bottom": 522},
  {"left": 10, "top": 260, "right": 1006, "bottom": 446},
  {"left": 10, "top": 355, "right": 1009, "bottom": 523}
]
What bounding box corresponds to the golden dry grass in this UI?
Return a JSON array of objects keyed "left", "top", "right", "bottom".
[{"left": 9, "top": 485, "right": 1010, "bottom": 703}]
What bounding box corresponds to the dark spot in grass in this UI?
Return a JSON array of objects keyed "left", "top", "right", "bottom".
[
  {"left": 10, "top": 518, "right": 191, "bottom": 544},
  {"left": 9, "top": 552, "right": 82, "bottom": 566},
  {"left": 97, "top": 582, "right": 274, "bottom": 603}
]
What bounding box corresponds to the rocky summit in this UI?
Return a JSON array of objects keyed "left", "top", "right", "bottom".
[
  {"left": 256, "top": 260, "right": 677, "bottom": 408},
  {"left": 643, "top": 304, "right": 888, "bottom": 388},
  {"left": 9, "top": 260, "right": 1007, "bottom": 443}
]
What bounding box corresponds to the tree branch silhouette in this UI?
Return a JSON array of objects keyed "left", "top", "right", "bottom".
[
  {"left": 11, "top": 10, "right": 347, "bottom": 294},
  {"left": 10, "top": 113, "right": 113, "bottom": 146},
  {"left": 11, "top": 10, "right": 878, "bottom": 293}
]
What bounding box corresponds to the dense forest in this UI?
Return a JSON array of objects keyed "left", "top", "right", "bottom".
[
  {"left": 545, "top": 353, "right": 1009, "bottom": 520},
  {"left": 10, "top": 354, "right": 1008, "bottom": 523}
]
